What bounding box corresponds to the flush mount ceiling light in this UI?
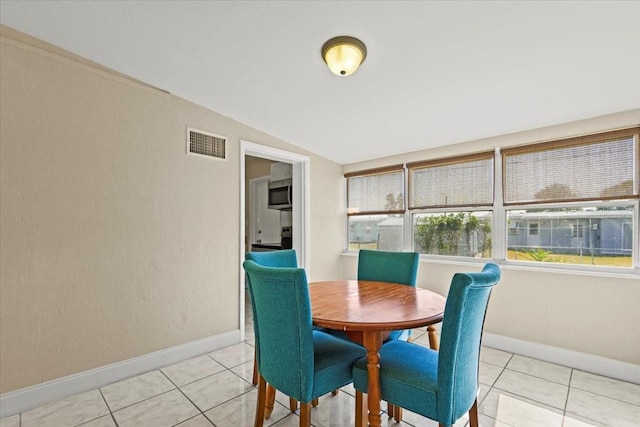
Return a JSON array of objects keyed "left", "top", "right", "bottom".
[{"left": 321, "top": 36, "right": 367, "bottom": 76}]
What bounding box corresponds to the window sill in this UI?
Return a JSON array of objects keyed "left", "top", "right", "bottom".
[{"left": 341, "top": 251, "right": 639, "bottom": 279}]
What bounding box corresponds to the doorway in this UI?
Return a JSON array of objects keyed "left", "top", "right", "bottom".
[{"left": 239, "top": 140, "right": 310, "bottom": 340}]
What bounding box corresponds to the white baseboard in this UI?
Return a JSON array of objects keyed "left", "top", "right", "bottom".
[
  {"left": 0, "top": 330, "right": 240, "bottom": 419},
  {"left": 483, "top": 332, "right": 640, "bottom": 384}
]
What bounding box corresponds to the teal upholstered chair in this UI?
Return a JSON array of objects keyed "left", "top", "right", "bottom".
[
  {"left": 357, "top": 249, "right": 419, "bottom": 286},
  {"left": 357, "top": 249, "right": 420, "bottom": 341},
  {"left": 355, "top": 249, "right": 421, "bottom": 420},
  {"left": 246, "top": 250, "right": 298, "bottom": 387},
  {"left": 245, "top": 250, "right": 299, "bottom": 414},
  {"left": 352, "top": 263, "right": 501, "bottom": 427},
  {"left": 243, "top": 260, "right": 366, "bottom": 427}
]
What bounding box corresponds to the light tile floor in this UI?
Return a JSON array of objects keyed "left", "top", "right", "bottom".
[{"left": 2, "top": 310, "right": 639, "bottom": 427}]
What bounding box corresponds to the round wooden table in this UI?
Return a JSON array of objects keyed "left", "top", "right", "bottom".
[{"left": 309, "top": 280, "right": 446, "bottom": 427}]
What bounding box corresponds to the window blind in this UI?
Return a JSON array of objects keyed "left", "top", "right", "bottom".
[
  {"left": 502, "top": 128, "right": 639, "bottom": 205},
  {"left": 407, "top": 152, "right": 494, "bottom": 209},
  {"left": 345, "top": 165, "right": 405, "bottom": 215}
]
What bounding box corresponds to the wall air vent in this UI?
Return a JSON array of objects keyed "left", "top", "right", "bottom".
[{"left": 187, "top": 127, "right": 227, "bottom": 160}]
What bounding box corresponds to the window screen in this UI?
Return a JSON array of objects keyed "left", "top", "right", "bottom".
[
  {"left": 345, "top": 165, "right": 405, "bottom": 215},
  {"left": 502, "top": 128, "right": 639, "bottom": 205},
  {"left": 408, "top": 152, "right": 494, "bottom": 209}
]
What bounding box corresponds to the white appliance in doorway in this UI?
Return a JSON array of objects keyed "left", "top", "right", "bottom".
[{"left": 250, "top": 177, "right": 281, "bottom": 246}]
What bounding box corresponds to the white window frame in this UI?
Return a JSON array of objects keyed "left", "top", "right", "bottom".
[{"left": 344, "top": 132, "right": 639, "bottom": 275}]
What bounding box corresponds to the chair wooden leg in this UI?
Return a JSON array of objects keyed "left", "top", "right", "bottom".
[
  {"left": 252, "top": 355, "right": 258, "bottom": 385},
  {"left": 254, "top": 375, "right": 267, "bottom": 427},
  {"left": 387, "top": 403, "right": 403, "bottom": 422},
  {"left": 355, "top": 391, "right": 366, "bottom": 427},
  {"left": 427, "top": 325, "right": 439, "bottom": 350},
  {"left": 265, "top": 384, "right": 276, "bottom": 419},
  {"left": 468, "top": 398, "right": 479, "bottom": 427},
  {"left": 332, "top": 389, "right": 339, "bottom": 395},
  {"left": 395, "top": 406, "right": 403, "bottom": 422},
  {"left": 289, "top": 397, "right": 298, "bottom": 412},
  {"left": 311, "top": 398, "right": 319, "bottom": 407},
  {"left": 299, "top": 402, "right": 312, "bottom": 427}
]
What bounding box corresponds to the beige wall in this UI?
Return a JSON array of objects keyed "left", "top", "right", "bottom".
[
  {"left": 342, "top": 109, "right": 640, "bottom": 365},
  {"left": 0, "top": 27, "right": 344, "bottom": 393}
]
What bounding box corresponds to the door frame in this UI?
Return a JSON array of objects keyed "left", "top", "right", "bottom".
[{"left": 239, "top": 140, "right": 310, "bottom": 340}]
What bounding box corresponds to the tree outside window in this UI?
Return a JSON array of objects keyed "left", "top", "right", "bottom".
[{"left": 414, "top": 212, "right": 492, "bottom": 257}]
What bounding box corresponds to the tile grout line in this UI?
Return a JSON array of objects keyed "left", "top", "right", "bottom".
[
  {"left": 156, "top": 342, "right": 262, "bottom": 426},
  {"left": 108, "top": 411, "right": 119, "bottom": 427},
  {"left": 159, "top": 368, "right": 214, "bottom": 427},
  {"left": 97, "top": 387, "right": 114, "bottom": 415},
  {"left": 177, "top": 356, "right": 277, "bottom": 425},
  {"left": 63, "top": 390, "right": 115, "bottom": 427},
  {"left": 97, "top": 388, "right": 119, "bottom": 427},
  {"left": 478, "top": 352, "right": 512, "bottom": 426},
  {"left": 500, "top": 357, "right": 625, "bottom": 427},
  {"left": 563, "top": 368, "right": 573, "bottom": 418},
  {"left": 501, "top": 366, "right": 573, "bottom": 387},
  {"left": 567, "top": 383, "right": 640, "bottom": 408},
  {"left": 103, "top": 381, "right": 175, "bottom": 414},
  {"left": 490, "top": 383, "right": 568, "bottom": 414},
  {"left": 487, "top": 351, "right": 574, "bottom": 420},
  {"left": 108, "top": 389, "right": 179, "bottom": 423}
]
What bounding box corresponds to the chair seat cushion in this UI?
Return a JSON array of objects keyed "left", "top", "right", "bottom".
[
  {"left": 353, "top": 340, "right": 439, "bottom": 417},
  {"left": 326, "top": 329, "right": 362, "bottom": 345},
  {"left": 312, "top": 330, "right": 366, "bottom": 399},
  {"left": 386, "top": 329, "right": 411, "bottom": 341}
]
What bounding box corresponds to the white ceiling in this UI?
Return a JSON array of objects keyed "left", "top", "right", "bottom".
[{"left": 1, "top": 1, "right": 639, "bottom": 164}]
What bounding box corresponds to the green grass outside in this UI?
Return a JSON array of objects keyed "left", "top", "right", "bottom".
[
  {"left": 348, "top": 242, "right": 631, "bottom": 267},
  {"left": 507, "top": 250, "right": 632, "bottom": 267}
]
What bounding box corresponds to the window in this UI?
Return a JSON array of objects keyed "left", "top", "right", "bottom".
[
  {"left": 408, "top": 152, "right": 494, "bottom": 258},
  {"left": 572, "top": 224, "right": 583, "bottom": 238},
  {"left": 344, "top": 126, "right": 639, "bottom": 272},
  {"left": 508, "top": 220, "right": 522, "bottom": 235},
  {"left": 345, "top": 165, "right": 404, "bottom": 251},
  {"left": 506, "top": 205, "right": 634, "bottom": 267},
  {"left": 502, "top": 127, "right": 639, "bottom": 268}
]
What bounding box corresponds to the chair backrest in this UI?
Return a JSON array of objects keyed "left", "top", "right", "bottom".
[
  {"left": 357, "top": 249, "right": 419, "bottom": 286},
  {"left": 242, "top": 260, "right": 315, "bottom": 402},
  {"left": 437, "top": 263, "right": 501, "bottom": 425},
  {"left": 244, "top": 250, "right": 298, "bottom": 392},
  {"left": 245, "top": 249, "right": 297, "bottom": 268}
]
